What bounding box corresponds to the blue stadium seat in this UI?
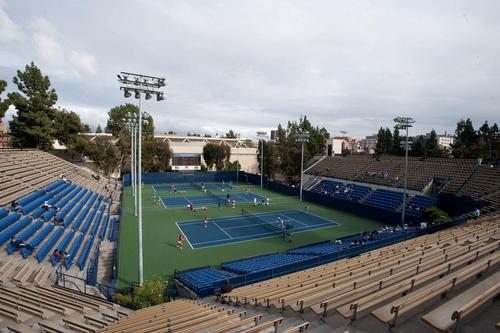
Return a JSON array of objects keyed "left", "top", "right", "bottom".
[
  {"left": 0, "top": 212, "right": 21, "bottom": 231},
  {"left": 5, "top": 219, "right": 43, "bottom": 254},
  {"left": 176, "top": 267, "right": 236, "bottom": 296},
  {"left": 18, "top": 189, "right": 45, "bottom": 206},
  {"left": 406, "top": 195, "right": 438, "bottom": 218},
  {"left": 82, "top": 204, "right": 101, "bottom": 235},
  {"left": 312, "top": 180, "right": 372, "bottom": 202},
  {"left": 108, "top": 217, "right": 116, "bottom": 241},
  {"left": 37, "top": 227, "right": 64, "bottom": 263},
  {"left": 100, "top": 214, "right": 110, "bottom": 241},
  {"left": 363, "top": 189, "right": 404, "bottom": 211},
  {"left": 45, "top": 179, "right": 65, "bottom": 192},
  {"left": 78, "top": 235, "right": 95, "bottom": 271},
  {"left": 50, "top": 230, "right": 75, "bottom": 266},
  {"left": 0, "top": 208, "right": 9, "bottom": 219},
  {"left": 64, "top": 233, "right": 84, "bottom": 269},
  {"left": 21, "top": 223, "right": 55, "bottom": 258},
  {"left": 91, "top": 207, "right": 105, "bottom": 237},
  {"left": 222, "top": 253, "right": 313, "bottom": 274},
  {"left": 0, "top": 216, "right": 32, "bottom": 246},
  {"left": 22, "top": 194, "right": 52, "bottom": 215}
]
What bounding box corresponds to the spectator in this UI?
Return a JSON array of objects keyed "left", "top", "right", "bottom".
[
  {"left": 9, "top": 237, "right": 34, "bottom": 251},
  {"left": 11, "top": 200, "right": 21, "bottom": 212},
  {"left": 53, "top": 249, "right": 60, "bottom": 261},
  {"left": 473, "top": 207, "right": 481, "bottom": 220},
  {"left": 221, "top": 280, "right": 233, "bottom": 294},
  {"left": 42, "top": 201, "right": 52, "bottom": 210}
]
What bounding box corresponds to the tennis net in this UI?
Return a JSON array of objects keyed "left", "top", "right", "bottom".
[
  {"left": 206, "top": 189, "right": 222, "bottom": 202},
  {"left": 241, "top": 208, "right": 282, "bottom": 235}
]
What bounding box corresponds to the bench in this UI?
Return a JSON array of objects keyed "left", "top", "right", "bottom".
[
  {"left": 174, "top": 310, "right": 246, "bottom": 333},
  {"left": 238, "top": 317, "right": 283, "bottom": 333},
  {"left": 372, "top": 258, "right": 498, "bottom": 327},
  {"left": 38, "top": 320, "right": 74, "bottom": 333},
  {"left": 421, "top": 270, "right": 500, "bottom": 332},
  {"left": 7, "top": 323, "right": 38, "bottom": 333},
  {"left": 62, "top": 318, "right": 99, "bottom": 333},
  {"left": 208, "top": 314, "right": 263, "bottom": 333},
  {"left": 0, "top": 303, "right": 31, "bottom": 323},
  {"left": 338, "top": 250, "right": 499, "bottom": 321},
  {"left": 282, "top": 322, "right": 310, "bottom": 333}
]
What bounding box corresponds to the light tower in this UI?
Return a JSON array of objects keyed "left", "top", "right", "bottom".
[
  {"left": 296, "top": 131, "right": 310, "bottom": 202},
  {"left": 118, "top": 72, "right": 166, "bottom": 285},
  {"left": 394, "top": 116, "right": 415, "bottom": 225},
  {"left": 257, "top": 131, "right": 267, "bottom": 189}
]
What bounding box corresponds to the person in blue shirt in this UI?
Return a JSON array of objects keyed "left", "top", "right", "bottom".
[{"left": 285, "top": 221, "right": 294, "bottom": 242}]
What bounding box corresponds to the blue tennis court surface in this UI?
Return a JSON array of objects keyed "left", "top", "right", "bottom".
[
  {"left": 161, "top": 192, "right": 266, "bottom": 208},
  {"left": 177, "top": 209, "right": 338, "bottom": 249},
  {"left": 153, "top": 183, "right": 236, "bottom": 192}
]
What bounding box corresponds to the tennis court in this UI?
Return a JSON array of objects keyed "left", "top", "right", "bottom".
[
  {"left": 161, "top": 191, "right": 266, "bottom": 208},
  {"left": 153, "top": 182, "right": 236, "bottom": 193},
  {"left": 176, "top": 209, "right": 338, "bottom": 249}
]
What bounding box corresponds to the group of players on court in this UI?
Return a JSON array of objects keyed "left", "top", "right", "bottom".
[{"left": 177, "top": 214, "right": 294, "bottom": 250}]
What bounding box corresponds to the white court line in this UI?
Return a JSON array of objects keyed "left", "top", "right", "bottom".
[
  {"left": 280, "top": 213, "right": 308, "bottom": 227},
  {"left": 212, "top": 220, "right": 233, "bottom": 239},
  {"left": 151, "top": 185, "right": 157, "bottom": 193},
  {"left": 190, "top": 223, "right": 334, "bottom": 247},
  {"left": 175, "top": 222, "right": 194, "bottom": 250},
  {"left": 297, "top": 209, "right": 342, "bottom": 227},
  {"left": 160, "top": 197, "right": 167, "bottom": 208}
]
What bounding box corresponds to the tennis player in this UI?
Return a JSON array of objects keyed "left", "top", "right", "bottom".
[
  {"left": 204, "top": 215, "right": 209, "bottom": 228},
  {"left": 177, "top": 234, "right": 184, "bottom": 250}
]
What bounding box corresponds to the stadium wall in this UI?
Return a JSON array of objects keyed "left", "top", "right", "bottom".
[{"left": 122, "top": 171, "right": 239, "bottom": 186}]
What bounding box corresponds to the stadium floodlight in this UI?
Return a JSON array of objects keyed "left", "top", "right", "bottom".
[
  {"left": 157, "top": 93, "right": 164, "bottom": 101},
  {"left": 145, "top": 92, "right": 152, "bottom": 100},
  {"left": 296, "top": 131, "right": 310, "bottom": 202},
  {"left": 257, "top": 131, "right": 267, "bottom": 189},
  {"left": 118, "top": 71, "right": 166, "bottom": 286},
  {"left": 124, "top": 115, "right": 139, "bottom": 216},
  {"left": 394, "top": 116, "right": 415, "bottom": 225},
  {"left": 124, "top": 89, "right": 131, "bottom": 98}
]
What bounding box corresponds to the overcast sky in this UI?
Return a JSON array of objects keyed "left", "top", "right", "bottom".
[{"left": 1, "top": 0, "right": 499, "bottom": 138}]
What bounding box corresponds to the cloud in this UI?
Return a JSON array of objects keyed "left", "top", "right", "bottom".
[
  {"left": 1, "top": 0, "right": 500, "bottom": 139},
  {"left": 69, "top": 50, "right": 97, "bottom": 76},
  {"left": 0, "top": 0, "right": 22, "bottom": 42}
]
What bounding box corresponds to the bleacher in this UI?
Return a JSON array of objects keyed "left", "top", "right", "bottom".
[
  {"left": 405, "top": 194, "right": 438, "bottom": 218},
  {"left": 310, "top": 180, "right": 371, "bottom": 202},
  {"left": 363, "top": 188, "right": 404, "bottom": 211},
  {"left": 222, "top": 254, "right": 314, "bottom": 275},
  {"left": 219, "top": 215, "right": 499, "bottom": 332},
  {"left": 0, "top": 149, "right": 116, "bottom": 206},
  {"left": 307, "top": 154, "right": 480, "bottom": 194},
  {"left": 176, "top": 267, "right": 237, "bottom": 297}
]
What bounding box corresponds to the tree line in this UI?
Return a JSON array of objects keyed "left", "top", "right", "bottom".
[
  {"left": 258, "top": 116, "right": 329, "bottom": 183},
  {"left": 375, "top": 119, "right": 499, "bottom": 161},
  {"left": 0, "top": 62, "right": 172, "bottom": 175}
]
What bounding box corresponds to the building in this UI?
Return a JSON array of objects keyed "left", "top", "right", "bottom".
[
  {"left": 360, "top": 134, "right": 378, "bottom": 154},
  {"left": 270, "top": 130, "right": 278, "bottom": 142},
  {"left": 80, "top": 133, "right": 259, "bottom": 173},
  {"left": 0, "top": 121, "right": 10, "bottom": 148},
  {"left": 437, "top": 134, "right": 454, "bottom": 149}
]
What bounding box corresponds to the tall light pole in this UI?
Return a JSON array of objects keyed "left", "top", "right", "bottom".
[
  {"left": 118, "top": 72, "right": 166, "bottom": 285},
  {"left": 296, "top": 131, "right": 310, "bottom": 202},
  {"left": 257, "top": 131, "right": 267, "bottom": 189},
  {"left": 394, "top": 116, "right": 415, "bottom": 225},
  {"left": 236, "top": 134, "right": 240, "bottom": 183},
  {"left": 125, "top": 115, "right": 138, "bottom": 216}
]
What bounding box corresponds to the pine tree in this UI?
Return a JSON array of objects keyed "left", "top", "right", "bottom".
[{"left": 8, "top": 62, "right": 58, "bottom": 150}]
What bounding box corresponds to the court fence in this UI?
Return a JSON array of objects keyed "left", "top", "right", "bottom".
[{"left": 174, "top": 215, "right": 467, "bottom": 297}]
